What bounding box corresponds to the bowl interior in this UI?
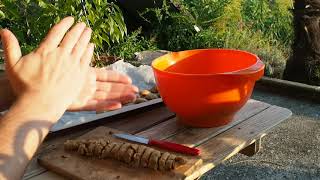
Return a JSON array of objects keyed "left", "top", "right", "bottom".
[{"left": 152, "top": 49, "right": 258, "bottom": 75}]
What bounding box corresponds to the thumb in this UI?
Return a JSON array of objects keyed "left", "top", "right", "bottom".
[{"left": 0, "top": 29, "right": 22, "bottom": 69}]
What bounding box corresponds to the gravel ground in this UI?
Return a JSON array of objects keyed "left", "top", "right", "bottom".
[{"left": 202, "top": 89, "right": 320, "bottom": 180}]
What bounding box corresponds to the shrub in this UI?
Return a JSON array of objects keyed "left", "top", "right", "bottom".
[
  {"left": 107, "top": 28, "right": 158, "bottom": 61},
  {"left": 0, "top": 0, "right": 126, "bottom": 55},
  {"left": 241, "top": 0, "right": 293, "bottom": 46},
  {"left": 137, "top": 0, "right": 293, "bottom": 78},
  {"left": 223, "top": 28, "right": 289, "bottom": 78}
]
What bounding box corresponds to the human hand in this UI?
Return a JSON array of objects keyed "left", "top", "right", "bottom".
[
  {"left": 1, "top": 17, "right": 94, "bottom": 121},
  {"left": 68, "top": 67, "right": 138, "bottom": 112}
]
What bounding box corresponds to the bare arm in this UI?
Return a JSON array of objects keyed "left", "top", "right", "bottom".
[
  {"left": 0, "top": 94, "right": 58, "bottom": 180},
  {"left": 0, "top": 17, "right": 93, "bottom": 179}
]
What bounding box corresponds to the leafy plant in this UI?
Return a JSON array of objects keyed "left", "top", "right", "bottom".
[
  {"left": 223, "top": 28, "right": 289, "bottom": 78},
  {"left": 135, "top": 0, "right": 293, "bottom": 78},
  {"left": 242, "top": 0, "right": 293, "bottom": 46},
  {"left": 139, "top": 1, "right": 198, "bottom": 51},
  {"left": 0, "top": 0, "right": 126, "bottom": 55},
  {"left": 107, "top": 28, "right": 157, "bottom": 61}
]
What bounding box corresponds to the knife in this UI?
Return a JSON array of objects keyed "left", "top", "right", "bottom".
[{"left": 113, "top": 133, "right": 200, "bottom": 156}]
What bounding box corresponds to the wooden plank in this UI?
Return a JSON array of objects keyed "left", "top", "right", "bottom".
[
  {"left": 25, "top": 101, "right": 291, "bottom": 179},
  {"left": 136, "top": 100, "right": 269, "bottom": 142},
  {"left": 135, "top": 117, "right": 185, "bottom": 139},
  {"left": 106, "top": 106, "right": 175, "bottom": 133},
  {"left": 185, "top": 106, "right": 292, "bottom": 180},
  {"left": 26, "top": 171, "right": 65, "bottom": 180},
  {"left": 239, "top": 137, "right": 262, "bottom": 156},
  {"left": 23, "top": 161, "right": 46, "bottom": 180},
  {"left": 24, "top": 105, "right": 174, "bottom": 179},
  {"left": 37, "top": 127, "right": 202, "bottom": 180},
  {"left": 163, "top": 100, "right": 269, "bottom": 147},
  {"left": 24, "top": 131, "right": 90, "bottom": 180},
  {"left": 46, "top": 105, "right": 174, "bottom": 139}
]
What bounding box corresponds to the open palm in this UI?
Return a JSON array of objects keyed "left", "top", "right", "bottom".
[{"left": 68, "top": 68, "right": 138, "bottom": 112}]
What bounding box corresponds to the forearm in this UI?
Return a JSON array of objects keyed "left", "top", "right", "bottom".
[
  {"left": 0, "top": 73, "right": 15, "bottom": 111},
  {"left": 0, "top": 95, "right": 59, "bottom": 180}
]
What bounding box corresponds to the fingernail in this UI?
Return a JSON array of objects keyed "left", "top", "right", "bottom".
[
  {"left": 130, "top": 93, "right": 137, "bottom": 101},
  {"left": 0, "top": 28, "right": 7, "bottom": 37},
  {"left": 127, "top": 77, "right": 132, "bottom": 84},
  {"left": 65, "top": 16, "right": 75, "bottom": 23},
  {"left": 90, "top": 43, "right": 95, "bottom": 50},
  {"left": 107, "top": 102, "right": 122, "bottom": 110},
  {"left": 78, "top": 22, "right": 86, "bottom": 28},
  {"left": 132, "top": 85, "right": 139, "bottom": 93},
  {"left": 86, "top": 27, "right": 92, "bottom": 33},
  {"left": 67, "top": 16, "right": 74, "bottom": 21}
]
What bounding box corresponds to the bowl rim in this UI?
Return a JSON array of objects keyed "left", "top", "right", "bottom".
[{"left": 151, "top": 48, "right": 263, "bottom": 77}]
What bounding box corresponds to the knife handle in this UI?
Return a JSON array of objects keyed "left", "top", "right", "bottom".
[{"left": 149, "top": 140, "right": 200, "bottom": 156}]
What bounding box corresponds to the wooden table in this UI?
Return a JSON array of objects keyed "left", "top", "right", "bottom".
[{"left": 23, "top": 99, "right": 291, "bottom": 180}]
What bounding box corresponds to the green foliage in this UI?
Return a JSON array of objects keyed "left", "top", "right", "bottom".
[
  {"left": 107, "top": 28, "right": 158, "bottom": 61},
  {"left": 0, "top": 0, "right": 293, "bottom": 77},
  {"left": 177, "top": 0, "right": 231, "bottom": 28},
  {"left": 223, "top": 28, "right": 289, "bottom": 78},
  {"left": 139, "top": 1, "right": 197, "bottom": 51},
  {"left": 241, "top": 0, "right": 293, "bottom": 46},
  {"left": 0, "top": 0, "right": 126, "bottom": 54},
  {"left": 137, "top": 0, "right": 293, "bottom": 78}
]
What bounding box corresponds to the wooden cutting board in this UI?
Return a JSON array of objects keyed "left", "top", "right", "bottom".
[{"left": 38, "top": 126, "right": 202, "bottom": 180}]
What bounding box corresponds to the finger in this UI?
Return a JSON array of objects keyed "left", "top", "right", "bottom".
[
  {"left": 37, "top": 16, "right": 74, "bottom": 53},
  {"left": 70, "top": 100, "right": 122, "bottom": 112},
  {"left": 0, "top": 29, "right": 22, "bottom": 68},
  {"left": 96, "top": 101, "right": 122, "bottom": 113},
  {"left": 72, "top": 27, "right": 92, "bottom": 59},
  {"left": 95, "top": 68, "right": 132, "bottom": 84},
  {"left": 59, "top": 22, "right": 86, "bottom": 52},
  {"left": 96, "top": 82, "right": 139, "bottom": 94},
  {"left": 94, "top": 91, "right": 137, "bottom": 103},
  {"left": 79, "top": 43, "right": 94, "bottom": 73},
  {"left": 97, "top": 100, "right": 122, "bottom": 112},
  {"left": 95, "top": 81, "right": 138, "bottom": 103},
  {"left": 121, "top": 93, "right": 137, "bottom": 105}
]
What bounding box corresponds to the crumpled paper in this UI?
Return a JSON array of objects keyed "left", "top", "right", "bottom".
[{"left": 106, "top": 60, "right": 156, "bottom": 90}]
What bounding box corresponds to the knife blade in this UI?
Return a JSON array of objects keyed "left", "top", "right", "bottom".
[{"left": 113, "top": 133, "right": 200, "bottom": 156}]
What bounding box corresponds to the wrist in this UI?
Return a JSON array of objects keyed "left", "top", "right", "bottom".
[{"left": 13, "top": 93, "right": 65, "bottom": 123}]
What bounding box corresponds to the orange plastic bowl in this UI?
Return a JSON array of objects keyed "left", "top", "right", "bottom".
[{"left": 152, "top": 49, "right": 264, "bottom": 127}]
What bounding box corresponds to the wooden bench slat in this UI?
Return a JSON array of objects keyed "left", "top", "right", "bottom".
[
  {"left": 28, "top": 106, "right": 291, "bottom": 180},
  {"left": 24, "top": 106, "right": 174, "bottom": 179},
  {"left": 106, "top": 106, "right": 175, "bottom": 134},
  {"left": 146, "top": 100, "right": 270, "bottom": 148},
  {"left": 135, "top": 117, "right": 184, "bottom": 139},
  {"left": 24, "top": 100, "right": 292, "bottom": 180},
  {"left": 26, "top": 171, "right": 64, "bottom": 180},
  {"left": 239, "top": 137, "right": 262, "bottom": 156},
  {"left": 185, "top": 106, "right": 292, "bottom": 179},
  {"left": 37, "top": 127, "right": 202, "bottom": 180},
  {"left": 136, "top": 100, "right": 269, "bottom": 143}
]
